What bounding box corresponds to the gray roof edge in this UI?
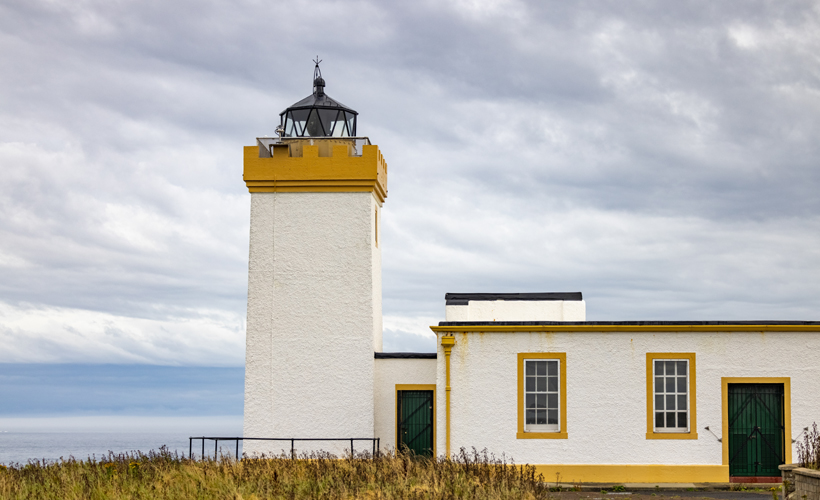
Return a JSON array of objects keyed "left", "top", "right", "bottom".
[
  {"left": 374, "top": 352, "right": 437, "bottom": 359},
  {"left": 438, "top": 320, "right": 820, "bottom": 326},
  {"left": 445, "top": 292, "right": 582, "bottom": 305}
]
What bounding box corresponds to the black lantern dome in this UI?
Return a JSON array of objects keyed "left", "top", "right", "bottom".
[{"left": 279, "top": 59, "right": 357, "bottom": 137}]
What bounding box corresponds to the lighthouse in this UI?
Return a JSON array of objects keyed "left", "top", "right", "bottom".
[{"left": 241, "top": 61, "right": 387, "bottom": 455}]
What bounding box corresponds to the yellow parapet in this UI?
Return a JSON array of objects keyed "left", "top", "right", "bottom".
[{"left": 243, "top": 140, "right": 388, "bottom": 203}]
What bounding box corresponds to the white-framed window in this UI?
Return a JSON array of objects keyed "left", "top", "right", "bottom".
[
  {"left": 653, "top": 359, "right": 689, "bottom": 432},
  {"left": 524, "top": 359, "right": 560, "bottom": 432}
]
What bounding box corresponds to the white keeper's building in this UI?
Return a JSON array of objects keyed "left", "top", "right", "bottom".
[{"left": 241, "top": 64, "right": 820, "bottom": 484}]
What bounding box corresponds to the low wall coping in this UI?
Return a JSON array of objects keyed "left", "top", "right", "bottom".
[
  {"left": 780, "top": 464, "right": 800, "bottom": 471},
  {"left": 793, "top": 467, "right": 820, "bottom": 479}
]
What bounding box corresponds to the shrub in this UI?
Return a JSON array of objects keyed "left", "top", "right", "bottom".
[{"left": 797, "top": 423, "right": 820, "bottom": 470}]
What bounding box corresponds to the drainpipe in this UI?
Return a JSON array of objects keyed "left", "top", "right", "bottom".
[{"left": 441, "top": 335, "right": 456, "bottom": 458}]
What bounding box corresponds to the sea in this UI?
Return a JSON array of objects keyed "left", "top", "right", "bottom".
[{"left": 0, "top": 415, "right": 244, "bottom": 465}]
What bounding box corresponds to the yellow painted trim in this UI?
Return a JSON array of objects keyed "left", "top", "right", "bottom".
[
  {"left": 243, "top": 144, "right": 388, "bottom": 202},
  {"left": 430, "top": 324, "right": 820, "bottom": 333},
  {"left": 530, "top": 464, "right": 729, "bottom": 483},
  {"left": 395, "top": 384, "right": 436, "bottom": 457},
  {"left": 721, "top": 377, "right": 792, "bottom": 467},
  {"left": 517, "top": 353, "right": 568, "bottom": 440},
  {"left": 645, "top": 353, "right": 698, "bottom": 440},
  {"left": 441, "top": 336, "right": 456, "bottom": 458}
]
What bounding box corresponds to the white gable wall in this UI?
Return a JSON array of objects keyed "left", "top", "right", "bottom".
[{"left": 445, "top": 300, "right": 586, "bottom": 322}]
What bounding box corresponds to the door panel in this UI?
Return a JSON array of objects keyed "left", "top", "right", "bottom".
[
  {"left": 397, "top": 390, "right": 434, "bottom": 457},
  {"left": 727, "top": 384, "right": 785, "bottom": 477}
]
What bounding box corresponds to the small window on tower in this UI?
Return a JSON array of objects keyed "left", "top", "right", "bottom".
[{"left": 375, "top": 208, "right": 379, "bottom": 247}]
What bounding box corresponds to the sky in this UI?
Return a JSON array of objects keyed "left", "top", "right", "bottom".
[{"left": 1, "top": 0, "right": 820, "bottom": 414}]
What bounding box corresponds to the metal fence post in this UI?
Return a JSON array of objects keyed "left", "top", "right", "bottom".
[
  {"left": 215, "top": 439, "right": 218, "bottom": 460},
  {"left": 189, "top": 438, "right": 192, "bottom": 459},
  {"left": 201, "top": 438, "right": 204, "bottom": 459},
  {"left": 291, "top": 439, "right": 294, "bottom": 459},
  {"left": 236, "top": 439, "right": 239, "bottom": 460},
  {"left": 350, "top": 439, "right": 354, "bottom": 458}
]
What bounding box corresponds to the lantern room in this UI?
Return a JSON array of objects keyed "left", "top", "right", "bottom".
[{"left": 279, "top": 60, "right": 358, "bottom": 137}]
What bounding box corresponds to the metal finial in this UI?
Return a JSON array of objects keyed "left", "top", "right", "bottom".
[{"left": 313, "top": 56, "right": 323, "bottom": 80}]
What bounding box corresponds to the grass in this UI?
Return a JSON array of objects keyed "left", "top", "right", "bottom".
[{"left": 0, "top": 447, "right": 549, "bottom": 499}]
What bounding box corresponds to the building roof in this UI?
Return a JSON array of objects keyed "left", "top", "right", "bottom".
[{"left": 445, "top": 292, "right": 583, "bottom": 306}]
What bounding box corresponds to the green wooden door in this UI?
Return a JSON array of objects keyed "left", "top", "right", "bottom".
[
  {"left": 727, "top": 384, "right": 785, "bottom": 477},
  {"left": 397, "top": 390, "right": 434, "bottom": 457}
]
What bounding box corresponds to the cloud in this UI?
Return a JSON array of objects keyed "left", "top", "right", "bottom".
[{"left": 0, "top": 0, "right": 819, "bottom": 363}]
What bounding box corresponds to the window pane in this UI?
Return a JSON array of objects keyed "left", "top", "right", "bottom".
[
  {"left": 347, "top": 114, "right": 356, "bottom": 136},
  {"left": 526, "top": 362, "right": 536, "bottom": 375},
  {"left": 525, "top": 377, "right": 535, "bottom": 392},
  {"left": 655, "top": 412, "right": 664, "bottom": 428},
  {"left": 536, "top": 377, "right": 546, "bottom": 392},
  {"left": 548, "top": 376, "right": 558, "bottom": 392},
  {"left": 526, "top": 394, "right": 536, "bottom": 409},
  {"left": 547, "top": 361, "right": 558, "bottom": 376},
  {"left": 332, "top": 117, "right": 348, "bottom": 137},
  {"left": 536, "top": 361, "right": 547, "bottom": 376},
  {"left": 666, "top": 395, "right": 676, "bottom": 411},
  {"left": 547, "top": 394, "right": 558, "bottom": 409},
  {"left": 678, "top": 412, "right": 687, "bottom": 428},
  {"left": 677, "top": 361, "right": 687, "bottom": 375},
  {"left": 665, "top": 377, "right": 675, "bottom": 393},
  {"left": 290, "top": 109, "right": 309, "bottom": 136},
  {"left": 666, "top": 412, "right": 675, "bottom": 427},
  {"left": 655, "top": 395, "right": 664, "bottom": 411},
  {"left": 677, "top": 395, "right": 687, "bottom": 410},
  {"left": 536, "top": 394, "right": 546, "bottom": 408},
  {"left": 665, "top": 361, "right": 676, "bottom": 375},
  {"left": 677, "top": 377, "right": 687, "bottom": 393},
  {"left": 526, "top": 410, "right": 536, "bottom": 424},
  {"left": 655, "top": 377, "right": 663, "bottom": 392},
  {"left": 304, "top": 109, "right": 323, "bottom": 136},
  {"left": 655, "top": 360, "right": 664, "bottom": 376},
  {"left": 536, "top": 410, "right": 547, "bottom": 425},
  {"left": 548, "top": 409, "right": 558, "bottom": 425},
  {"left": 318, "top": 109, "right": 338, "bottom": 136},
  {"left": 284, "top": 114, "right": 296, "bottom": 136}
]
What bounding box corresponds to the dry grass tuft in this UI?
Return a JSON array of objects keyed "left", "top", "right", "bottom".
[{"left": 0, "top": 446, "right": 548, "bottom": 499}]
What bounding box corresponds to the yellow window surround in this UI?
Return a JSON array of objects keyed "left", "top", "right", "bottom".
[
  {"left": 645, "top": 352, "right": 698, "bottom": 440},
  {"left": 517, "top": 352, "right": 568, "bottom": 439}
]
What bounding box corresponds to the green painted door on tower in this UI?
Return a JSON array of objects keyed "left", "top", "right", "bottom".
[
  {"left": 397, "top": 390, "right": 434, "bottom": 457},
  {"left": 727, "top": 384, "right": 785, "bottom": 477}
]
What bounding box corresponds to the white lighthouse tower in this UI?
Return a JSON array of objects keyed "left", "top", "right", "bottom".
[{"left": 241, "top": 61, "right": 387, "bottom": 455}]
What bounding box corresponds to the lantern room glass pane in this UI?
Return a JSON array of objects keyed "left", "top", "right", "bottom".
[
  {"left": 318, "top": 109, "right": 338, "bottom": 136},
  {"left": 348, "top": 114, "right": 356, "bottom": 136},
  {"left": 284, "top": 114, "right": 296, "bottom": 137},
  {"left": 290, "top": 109, "right": 309, "bottom": 136},
  {"left": 332, "top": 111, "right": 348, "bottom": 137},
  {"left": 304, "top": 109, "right": 323, "bottom": 136}
]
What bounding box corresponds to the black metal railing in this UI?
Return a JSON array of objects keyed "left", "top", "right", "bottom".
[{"left": 188, "top": 437, "right": 381, "bottom": 460}]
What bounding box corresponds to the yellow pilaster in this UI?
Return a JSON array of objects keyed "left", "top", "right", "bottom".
[{"left": 441, "top": 335, "right": 456, "bottom": 457}]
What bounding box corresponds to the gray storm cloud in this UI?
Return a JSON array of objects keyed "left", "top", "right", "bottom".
[{"left": 0, "top": 0, "right": 819, "bottom": 363}]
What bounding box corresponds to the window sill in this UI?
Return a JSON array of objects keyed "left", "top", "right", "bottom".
[
  {"left": 645, "top": 432, "right": 698, "bottom": 440},
  {"left": 517, "top": 432, "right": 568, "bottom": 440}
]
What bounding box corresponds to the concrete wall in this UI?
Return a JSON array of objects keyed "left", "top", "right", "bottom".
[
  {"left": 435, "top": 329, "right": 820, "bottom": 479},
  {"left": 374, "top": 358, "right": 437, "bottom": 452},
  {"left": 244, "top": 191, "right": 381, "bottom": 457},
  {"left": 445, "top": 300, "right": 586, "bottom": 322}
]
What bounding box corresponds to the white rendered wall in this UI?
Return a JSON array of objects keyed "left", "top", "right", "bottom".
[
  {"left": 244, "top": 191, "right": 382, "bottom": 457},
  {"left": 374, "top": 358, "right": 437, "bottom": 452},
  {"left": 445, "top": 300, "right": 586, "bottom": 322},
  {"left": 435, "top": 330, "right": 820, "bottom": 467}
]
